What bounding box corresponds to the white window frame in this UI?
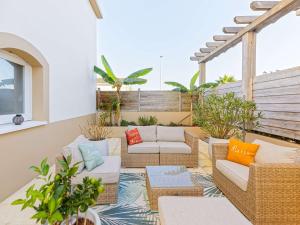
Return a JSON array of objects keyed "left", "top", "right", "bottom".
[{"left": 0, "top": 50, "right": 32, "bottom": 125}]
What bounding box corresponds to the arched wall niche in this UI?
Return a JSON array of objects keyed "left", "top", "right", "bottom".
[{"left": 0, "top": 32, "right": 49, "bottom": 121}]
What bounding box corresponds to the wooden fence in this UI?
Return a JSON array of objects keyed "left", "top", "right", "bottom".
[
  {"left": 96, "top": 90, "right": 193, "bottom": 112},
  {"left": 206, "top": 67, "right": 300, "bottom": 140}
]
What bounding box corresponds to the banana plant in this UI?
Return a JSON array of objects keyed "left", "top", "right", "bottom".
[
  {"left": 165, "top": 71, "right": 199, "bottom": 94},
  {"left": 165, "top": 71, "right": 200, "bottom": 124},
  {"left": 94, "top": 55, "right": 153, "bottom": 126}
]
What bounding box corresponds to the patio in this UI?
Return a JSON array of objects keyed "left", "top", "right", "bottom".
[{"left": 0, "top": 0, "right": 300, "bottom": 225}]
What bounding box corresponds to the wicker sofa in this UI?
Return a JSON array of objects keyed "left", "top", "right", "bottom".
[
  {"left": 121, "top": 126, "right": 199, "bottom": 168},
  {"left": 212, "top": 140, "right": 300, "bottom": 225}
]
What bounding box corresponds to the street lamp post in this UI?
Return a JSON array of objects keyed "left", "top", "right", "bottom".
[{"left": 160, "top": 55, "right": 163, "bottom": 90}]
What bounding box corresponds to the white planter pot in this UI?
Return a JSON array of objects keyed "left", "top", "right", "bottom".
[
  {"left": 61, "top": 208, "right": 101, "bottom": 225},
  {"left": 208, "top": 137, "right": 229, "bottom": 159},
  {"left": 88, "top": 139, "right": 109, "bottom": 156}
]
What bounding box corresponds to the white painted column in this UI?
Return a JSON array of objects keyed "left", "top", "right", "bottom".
[{"left": 242, "top": 31, "right": 256, "bottom": 100}]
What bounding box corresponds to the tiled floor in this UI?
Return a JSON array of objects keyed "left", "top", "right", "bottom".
[{"left": 0, "top": 139, "right": 212, "bottom": 225}]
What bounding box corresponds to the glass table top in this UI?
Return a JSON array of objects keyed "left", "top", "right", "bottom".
[{"left": 146, "top": 166, "right": 195, "bottom": 188}]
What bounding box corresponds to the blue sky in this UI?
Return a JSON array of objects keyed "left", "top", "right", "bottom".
[{"left": 98, "top": 0, "right": 300, "bottom": 90}]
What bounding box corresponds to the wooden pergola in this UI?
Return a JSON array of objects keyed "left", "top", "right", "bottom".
[{"left": 190, "top": 0, "right": 300, "bottom": 100}]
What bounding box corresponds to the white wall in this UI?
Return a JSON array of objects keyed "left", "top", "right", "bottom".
[{"left": 0, "top": 0, "right": 99, "bottom": 122}]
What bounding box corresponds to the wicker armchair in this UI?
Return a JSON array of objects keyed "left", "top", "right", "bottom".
[
  {"left": 212, "top": 143, "right": 300, "bottom": 225},
  {"left": 121, "top": 131, "right": 199, "bottom": 168}
]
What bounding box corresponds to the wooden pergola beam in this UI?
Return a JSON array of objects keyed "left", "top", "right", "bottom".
[
  {"left": 196, "top": 0, "right": 300, "bottom": 63},
  {"left": 190, "top": 56, "right": 201, "bottom": 61},
  {"left": 200, "top": 47, "right": 215, "bottom": 53},
  {"left": 223, "top": 27, "right": 244, "bottom": 34},
  {"left": 297, "top": 9, "right": 300, "bottom": 15},
  {"left": 234, "top": 16, "right": 259, "bottom": 24},
  {"left": 195, "top": 52, "right": 207, "bottom": 57},
  {"left": 213, "top": 35, "right": 235, "bottom": 41},
  {"left": 250, "top": 1, "right": 279, "bottom": 11},
  {"left": 206, "top": 42, "right": 225, "bottom": 47}
]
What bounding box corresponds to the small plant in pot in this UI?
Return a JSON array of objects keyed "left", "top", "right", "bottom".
[
  {"left": 193, "top": 92, "right": 262, "bottom": 158},
  {"left": 81, "top": 112, "right": 111, "bottom": 156},
  {"left": 12, "top": 156, "right": 104, "bottom": 225}
]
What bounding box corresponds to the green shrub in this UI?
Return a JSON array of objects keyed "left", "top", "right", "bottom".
[
  {"left": 193, "top": 92, "right": 262, "bottom": 140},
  {"left": 120, "top": 120, "right": 137, "bottom": 127},
  {"left": 138, "top": 115, "right": 158, "bottom": 126}
]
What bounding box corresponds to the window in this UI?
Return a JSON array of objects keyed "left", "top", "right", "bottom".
[{"left": 0, "top": 50, "right": 32, "bottom": 124}]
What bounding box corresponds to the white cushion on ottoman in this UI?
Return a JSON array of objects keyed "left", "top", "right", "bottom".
[
  {"left": 158, "top": 197, "right": 251, "bottom": 225},
  {"left": 72, "top": 156, "right": 121, "bottom": 184},
  {"left": 128, "top": 142, "right": 160, "bottom": 154},
  {"left": 157, "top": 126, "right": 185, "bottom": 142},
  {"left": 158, "top": 142, "right": 191, "bottom": 154}
]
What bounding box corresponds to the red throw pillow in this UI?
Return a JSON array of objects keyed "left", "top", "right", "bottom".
[{"left": 125, "top": 128, "right": 143, "bottom": 145}]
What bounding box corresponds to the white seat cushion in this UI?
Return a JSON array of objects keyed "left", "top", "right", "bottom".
[
  {"left": 128, "top": 142, "right": 159, "bottom": 154},
  {"left": 158, "top": 197, "right": 251, "bottom": 225},
  {"left": 72, "top": 156, "right": 121, "bottom": 184},
  {"left": 62, "top": 135, "right": 88, "bottom": 173},
  {"left": 157, "top": 126, "right": 185, "bottom": 142},
  {"left": 128, "top": 125, "right": 157, "bottom": 142},
  {"left": 216, "top": 160, "right": 249, "bottom": 191},
  {"left": 158, "top": 142, "right": 191, "bottom": 154},
  {"left": 253, "top": 139, "right": 300, "bottom": 164}
]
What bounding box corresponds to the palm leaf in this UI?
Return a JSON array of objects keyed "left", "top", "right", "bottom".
[
  {"left": 101, "top": 55, "right": 117, "bottom": 80},
  {"left": 127, "top": 68, "right": 153, "bottom": 78},
  {"left": 164, "top": 81, "right": 188, "bottom": 92},
  {"left": 190, "top": 71, "right": 200, "bottom": 90},
  {"left": 96, "top": 205, "right": 156, "bottom": 225},
  {"left": 123, "top": 77, "right": 147, "bottom": 85},
  {"left": 94, "top": 66, "right": 115, "bottom": 85}
]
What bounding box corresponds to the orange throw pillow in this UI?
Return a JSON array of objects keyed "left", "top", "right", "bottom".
[
  {"left": 125, "top": 128, "right": 143, "bottom": 145},
  {"left": 227, "top": 139, "right": 260, "bottom": 166}
]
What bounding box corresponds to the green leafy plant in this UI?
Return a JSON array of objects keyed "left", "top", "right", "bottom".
[
  {"left": 12, "top": 156, "right": 104, "bottom": 225},
  {"left": 165, "top": 71, "right": 199, "bottom": 94},
  {"left": 98, "top": 96, "right": 119, "bottom": 126},
  {"left": 94, "top": 56, "right": 153, "bottom": 126},
  {"left": 120, "top": 120, "right": 137, "bottom": 127},
  {"left": 215, "top": 74, "right": 236, "bottom": 85},
  {"left": 138, "top": 115, "right": 158, "bottom": 126},
  {"left": 165, "top": 71, "right": 200, "bottom": 124},
  {"left": 193, "top": 92, "right": 262, "bottom": 139}
]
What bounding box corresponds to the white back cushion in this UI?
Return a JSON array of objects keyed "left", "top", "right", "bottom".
[
  {"left": 128, "top": 125, "right": 157, "bottom": 142},
  {"left": 253, "top": 139, "right": 299, "bottom": 164},
  {"left": 62, "top": 135, "right": 88, "bottom": 173},
  {"left": 157, "top": 126, "right": 185, "bottom": 142}
]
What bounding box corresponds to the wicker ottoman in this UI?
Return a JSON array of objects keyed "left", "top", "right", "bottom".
[{"left": 146, "top": 166, "right": 203, "bottom": 210}]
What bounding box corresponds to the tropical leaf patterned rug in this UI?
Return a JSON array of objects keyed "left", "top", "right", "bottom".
[{"left": 93, "top": 172, "right": 223, "bottom": 225}]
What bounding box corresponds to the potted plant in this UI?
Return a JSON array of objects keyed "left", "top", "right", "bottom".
[
  {"left": 80, "top": 112, "right": 111, "bottom": 156},
  {"left": 94, "top": 55, "right": 153, "bottom": 126},
  {"left": 193, "top": 92, "right": 262, "bottom": 158},
  {"left": 12, "top": 156, "right": 104, "bottom": 225}
]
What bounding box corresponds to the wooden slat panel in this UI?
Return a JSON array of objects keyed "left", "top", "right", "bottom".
[
  {"left": 255, "top": 125, "right": 300, "bottom": 140},
  {"left": 254, "top": 94, "right": 300, "bottom": 104},
  {"left": 259, "top": 111, "right": 300, "bottom": 122},
  {"left": 256, "top": 103, "right": 300, "bottom": 113},
  {"left": 255, "top": 66, "right": 300, "bottom": 83},
  {"left": 253, "top": 84, "right": 300, "bottom": 97},
  {"left": 254, "top": 75, "right": 300, "bottom": 90},
  {"left": 259, "top": 118, "right": 300, "bottom": 131}
]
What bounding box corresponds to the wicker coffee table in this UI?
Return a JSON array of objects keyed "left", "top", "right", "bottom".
[{"left": 146, "top": 166, "right": 203, "bottom": 210}]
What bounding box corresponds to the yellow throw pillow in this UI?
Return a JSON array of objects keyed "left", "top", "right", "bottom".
[{"left": 227, "top": 139, "right": 260, "bottom": 166}]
